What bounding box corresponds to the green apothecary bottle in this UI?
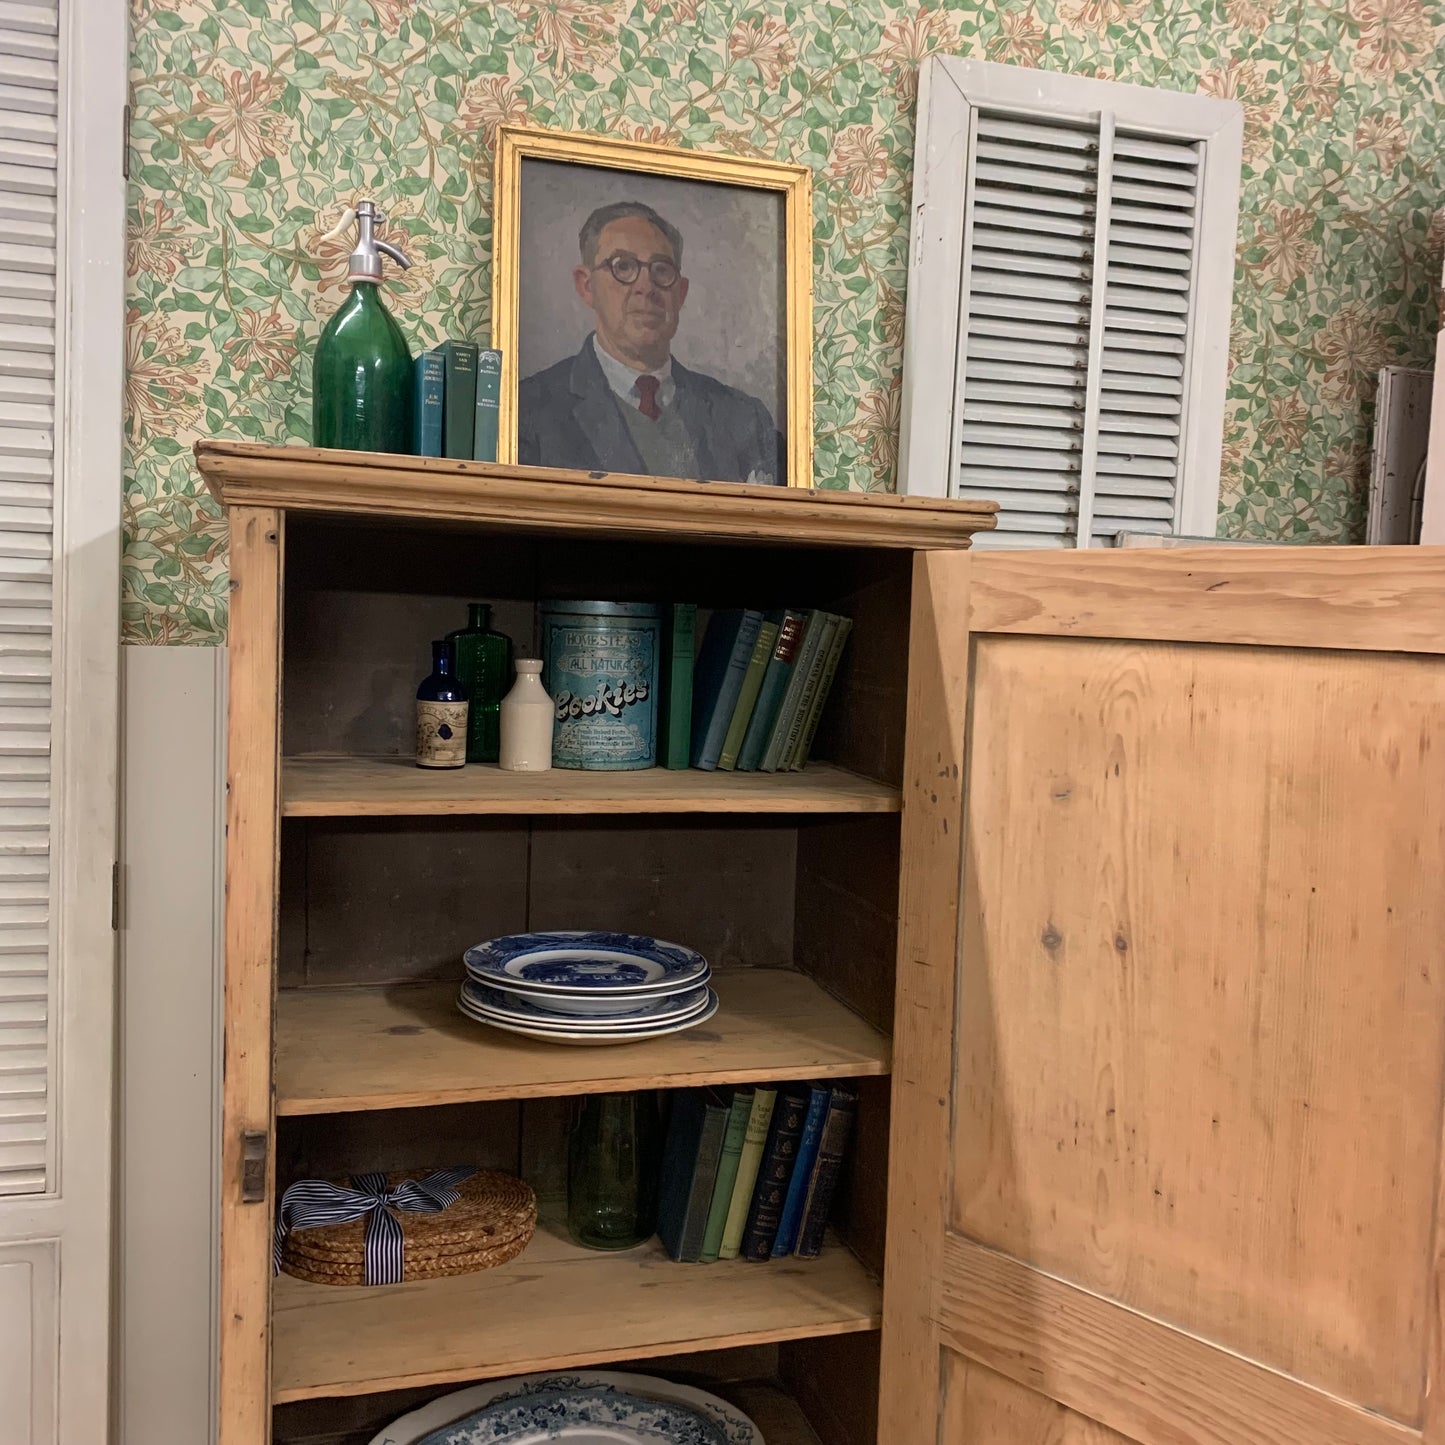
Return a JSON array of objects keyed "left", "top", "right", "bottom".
[
  {"left": 312, "top": 199, "right": 414, "bottom": 454},
  {"left": 446, "top": 603, "right": 513, "bottom": 764}
]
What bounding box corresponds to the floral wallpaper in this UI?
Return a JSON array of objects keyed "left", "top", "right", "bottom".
[{"left": 125, "top": 0, "right": 1445, "bottom": 643}]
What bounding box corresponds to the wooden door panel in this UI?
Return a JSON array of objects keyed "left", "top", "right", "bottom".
[
  {"left": 955, "top": 635, "right": 1445, "bottom": 1418},
  {"left": 943, "top": 1357, "right": 1131, "bottom": 1445},
  {"left": 882, "top": 548, "right": 1445, "bottom": 1445}
]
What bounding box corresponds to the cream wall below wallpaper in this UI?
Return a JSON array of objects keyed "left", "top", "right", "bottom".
[{"left": 125, "top": 0, "right": 1445, "bottom": 643}]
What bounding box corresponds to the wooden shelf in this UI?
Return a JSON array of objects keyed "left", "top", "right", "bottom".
[
  {"left": 270, "top": 1208, "right": 881, "bottom": 1402},
  {"left": 275, "top": 969, "right": 891, "bottom": 1115},
  {"left": 282, "top": 755, "right": 902, "bottom": 818},
  {"left": 194, "top": 440, "right": 996, "bottom": 549}
]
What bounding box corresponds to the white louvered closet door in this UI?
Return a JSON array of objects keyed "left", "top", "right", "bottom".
[
  {"left": 900, "top": 59, "right": 1242, "bottom": 533},
  {"left": 0, "top": 0, "right": 57, "bottom": 1197}
]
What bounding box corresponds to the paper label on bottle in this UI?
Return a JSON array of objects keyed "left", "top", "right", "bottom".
[{"left": 416, "top": 700, "right": 468, "bottom": 768}]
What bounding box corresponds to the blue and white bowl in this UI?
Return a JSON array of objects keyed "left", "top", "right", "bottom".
[{"left": 463, "top": 933, "right": 710, "bottom": 1011}]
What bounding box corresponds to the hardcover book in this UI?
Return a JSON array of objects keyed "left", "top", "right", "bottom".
[
  {"left": 656, "top": 602, "right": 697, "bottom": 770},
  {"left": 473, "top": 348, "right": 502, "bottom": 462},
  {"left": 718, "top": 1087, "right": 775, "bottom": 1260},
  {"left": 412, "top": 349, "right": 444, "bottom": 458},
  {"left": 770, "top": 1083, "right": 831, "bottom": 1257},
  {"left": 735, "top": 610, "right": 808, "bottom": 772},
  {"left": 690, "top": 609, "right": 764, "bottom": 770},
  {"left": 441, "top": 339, "right": 478, "bottom": 459},
  {"left": 794, "top": 1085, "right": 858, "bottom": 1259},
  {"left": 699, "top": 1087, "right": 755, "bottom": 1262},
  {"left": 717, "top": 618, "right": 779, "bottom": 771},
  {"left": 789, "top": 615, "right": 853, "bottom": 770},
  {"left": 776, "top": 614, "right": 839, "bottom": 772},
  {"left": 739, "top": 1083, "right": 810, "bottom": 1260},
  {"left": 657, "top": 1088, "right": 731, "bottom": 1263},
  {"left": 759, "top": 609, "right": 829, "bottom": 772}
]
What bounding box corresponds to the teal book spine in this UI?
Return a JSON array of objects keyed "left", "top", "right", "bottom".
[
  {"left": 657, "top": 602, "right": 697, "bottom": 770},
  {"left": 771, "top": 1084, "right": 830, "bottom": 1257},
  {"left": 699, "top": 1087, "right": 755, "bottom": 1263},
  {"left": 473, "top": 348, "right": 502, "bottom": 462},
  {"left": 412, "top": 349, "right": 444, "bottom": 458},
  {"left": 789, "top": 615, "right": 852, "bottom": 770},
  {"left": 759, "top": 609, "right": 827, "bottom": 772},
  {"left": 736, "top": 610, "right": 807, "bottom": 772},
  {"left": 441, "top": 340, "right": 478, "bottom": 459}
]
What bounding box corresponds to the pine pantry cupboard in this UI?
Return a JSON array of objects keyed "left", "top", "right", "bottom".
[{"left": 197, "top": 440, "right": 1445, "bottom": 1445}]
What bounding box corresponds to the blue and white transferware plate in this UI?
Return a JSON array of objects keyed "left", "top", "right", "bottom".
[
  {"left": 414, "top": 1385, "right": 730, "bottom": 1444},
  {"left": 463, "top": 933, "right": 709, "bottom": 1000},
  {"left": 456, "top": 989, "right": 719, "bottom": 1047},
  {"left": 474, "top": 970, "right": 711, "bottom": 1019},
  {"left": 368, "top": 1371, "right": 762, "bottom": 1445},
  {"left": 461, "top": 980, "right": 710, "bottom": 1027}
]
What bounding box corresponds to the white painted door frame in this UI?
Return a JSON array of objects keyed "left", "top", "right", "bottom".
[{"left": 0, "top": 0, "right": 125, "bottom": 1440}]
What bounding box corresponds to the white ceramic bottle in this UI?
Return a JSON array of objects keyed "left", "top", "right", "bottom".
[{"left": 499, "top": 658, "right": 554, "bottom": 772}]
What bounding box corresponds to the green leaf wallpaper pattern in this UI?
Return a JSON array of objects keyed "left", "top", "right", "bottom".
[{"left": 125, "top": 0, "right": 1445, "bottom": 643}]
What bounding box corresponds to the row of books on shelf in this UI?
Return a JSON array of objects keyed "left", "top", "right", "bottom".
[
  {"left": 657, "top": 1081, "right": 856, "bottom": 1264},
  {"left": 414, "top": 341, "right": 502, "bottom": 462},
  {"left": 662, "top": 607, "right": 853, "bottom": 772}
]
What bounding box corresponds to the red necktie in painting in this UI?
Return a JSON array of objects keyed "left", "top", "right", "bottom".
[{"left": 635, "top": 374, "right": 661, "bottom": 421}]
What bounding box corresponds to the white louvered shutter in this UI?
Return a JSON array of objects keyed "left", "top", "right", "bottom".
[
  {"left": 0, "top": 0, "right": 57, "bottom": 1196},
  {"left": 900, "top": 60, "right": 1242, "bottom": 537}
]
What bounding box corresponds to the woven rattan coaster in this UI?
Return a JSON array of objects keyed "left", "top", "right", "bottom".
[{"left": 279, "top": 1169, "right": 537, "bottom": 1286}]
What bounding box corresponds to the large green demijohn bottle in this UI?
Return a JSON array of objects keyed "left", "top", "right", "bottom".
[{"left": 312, "top": 199, "right": 414, "bottom": 453}]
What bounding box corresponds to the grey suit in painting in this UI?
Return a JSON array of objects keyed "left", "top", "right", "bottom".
[{"left": 517, "top": 338, "right": 785, "bottom": 485}]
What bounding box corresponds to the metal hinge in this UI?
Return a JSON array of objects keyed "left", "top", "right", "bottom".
[
  {"left": 111, "top": 860, "right": 122, "bottom": 930},
  {"left": 122, "top": 103, "right": 130, "bottom": 180},
  {"left": 241, "top": 1130, "right": 268, "bottom": 1204}
]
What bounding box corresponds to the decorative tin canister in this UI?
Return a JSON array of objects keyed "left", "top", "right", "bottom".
[{"left": 540, "top": 601, "right": 660, "bottom": 770}]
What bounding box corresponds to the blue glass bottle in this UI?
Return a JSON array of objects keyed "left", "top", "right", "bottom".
[{"left": 415, "top": 640, "right": 468, "bottom": 770}]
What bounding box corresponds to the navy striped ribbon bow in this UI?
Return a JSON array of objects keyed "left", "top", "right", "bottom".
[{"left": 273, "top": 1167, "right": 476, "bottom": 1286}]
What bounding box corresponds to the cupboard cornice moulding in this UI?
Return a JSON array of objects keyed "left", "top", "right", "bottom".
[{"left": 194, "top": 441, "right": 997, "bottom": 550}]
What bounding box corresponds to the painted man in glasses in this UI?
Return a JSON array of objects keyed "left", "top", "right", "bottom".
[{"left": 517, "top": 200, "right": 785, "bottom": 485}]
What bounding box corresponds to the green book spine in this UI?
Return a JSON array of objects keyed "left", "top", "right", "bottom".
[
  {"left": 789, "top": 616, "right": 852, "bottom": 770},
  {"left": 473, "top": 348, "right": 501, "bottom": 462},
  {"left": 699, "top": 1087, "right": 755, "bottom": 1262},
  {"left": 718, "top": 1087, "right": 775, "bottom": 1260},
  {"left": 778, "top": 615, "right": 838, "bottom": 770},
  {"left": 736, "top": 612, "right": 806, "bottom": 772},
  {"left": 717, "top": 620, "right": 777, "bottom": 771},
  {"left": 760, "top": 610, "right": 828, "bottom": 772},
  {"left": 441, "top": 340, "right": 478, "bottom": 459},
  {"left": 657, "top": 602, "right": 697, "bottom": 770}
]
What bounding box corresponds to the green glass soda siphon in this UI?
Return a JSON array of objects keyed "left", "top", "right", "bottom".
[
  {"left": 446, "top": 602, "right": 513, "bottom": 764},
  {"left": 312, "top": 199, "right": 414, "bottom": 454}
]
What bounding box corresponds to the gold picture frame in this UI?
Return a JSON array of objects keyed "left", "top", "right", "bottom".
[{"left": 491, "top": 125, "right": 814, "bottom": 489}]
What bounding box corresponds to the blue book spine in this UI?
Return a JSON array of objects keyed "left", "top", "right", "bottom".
[
  {"left": 690, "top": 609, "right": 763, "bottom": 770},
  {"left": 770, "top": 1084, "right": 830, "bottom": 1257},
  {"left": 412, "top": 349, "right": 445, "bottom": 457}
]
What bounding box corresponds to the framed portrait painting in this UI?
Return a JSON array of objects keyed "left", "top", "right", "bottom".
[{"left": 491, "top": 126, "right": 813, "bottom": 489}]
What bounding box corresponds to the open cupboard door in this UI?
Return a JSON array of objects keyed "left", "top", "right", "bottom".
[{"left": 880, "top": 547, "right": 1445, "bottom": 1445}]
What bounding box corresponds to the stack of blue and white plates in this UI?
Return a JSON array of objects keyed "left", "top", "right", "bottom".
[{"left": 458, "top": 932, "right": 718, "bottom": 1047}]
